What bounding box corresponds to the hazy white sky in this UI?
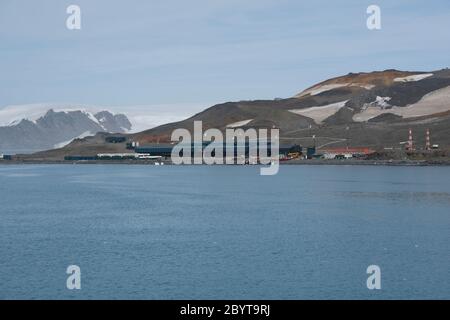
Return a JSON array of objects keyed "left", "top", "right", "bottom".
[{"left": 1, "top": 0, "right": 449, "bottom": 115}]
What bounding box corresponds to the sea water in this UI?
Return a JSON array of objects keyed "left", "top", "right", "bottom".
[{"left": 0, "top": 164, "right": 449, "bottom": 299}]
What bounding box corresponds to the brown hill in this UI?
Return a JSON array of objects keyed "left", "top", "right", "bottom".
[{"left": 23, "top": 68, "right": 450, "bottom": 160}]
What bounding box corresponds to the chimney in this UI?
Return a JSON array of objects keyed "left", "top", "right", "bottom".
[
  {"left": 407, "top": 128, "right": 414, "bottom": 151},
  {"left": 425, "top": 129, "right": 431, "bottom": 151}
]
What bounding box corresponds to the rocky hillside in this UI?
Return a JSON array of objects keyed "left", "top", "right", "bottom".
[
  {"left": 21, "top": 68, "right": 450, "bottom": 159},
  {"left": 132, "top": 68, "right": 450, "bottom": 148},
  {"left": 0, "top": 109, "right": 131, "bottom": 154}
]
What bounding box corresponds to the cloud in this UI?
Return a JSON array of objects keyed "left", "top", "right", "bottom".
[{"left": 106, "top": 103, "right": 208, "bottom": 132}]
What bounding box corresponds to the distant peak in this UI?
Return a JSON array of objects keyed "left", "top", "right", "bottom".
[{"left": 94, "top": 110, "right": 114, "bottom": 116}]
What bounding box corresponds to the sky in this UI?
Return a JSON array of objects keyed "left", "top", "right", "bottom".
[{"left": 0, "top": 0, "right": 449, "bottom": 128}]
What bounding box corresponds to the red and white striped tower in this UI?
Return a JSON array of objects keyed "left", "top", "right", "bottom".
[
  {"left": 408, "top": 128, "right": 414, "bottom": 151},
  {"left": 425, "top": 129, "right": 431, "bottom": 151}
]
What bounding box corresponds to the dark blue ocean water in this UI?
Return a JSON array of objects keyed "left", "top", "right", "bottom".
[{"left": 0, "top": 164, "right": 449, "bottom": 299}]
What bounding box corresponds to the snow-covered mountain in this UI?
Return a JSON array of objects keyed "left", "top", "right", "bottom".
[{"left": 0, "top": 108, "right": 131, "bottom": 154}]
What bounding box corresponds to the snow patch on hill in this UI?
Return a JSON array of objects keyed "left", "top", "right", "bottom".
[
  {"left": 289, "top": 100, "right": 348, "bottom": 124},
  {"left": 353, "top": 83, "right": 376, "bottom": 90},
  {"left": 54, "top": 131, "right": 94, "bottom": 149},
  {"left": 353, "top": 86, "right": 450, "bottom": 122},
  {"left": 363, "top": 96, "right": 392, "bottom": 110},
  {"left": 226, "top": 119, "right": 253, "bottom": 128},
  {"left": 394, "top": 73, "right": 433, "bottom": 82},
  {"left": 296, "top": 83, "right": 375, "bottom": 97}
]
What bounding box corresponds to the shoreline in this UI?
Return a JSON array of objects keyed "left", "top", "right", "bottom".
[{"left": 1, "top": 159, "right": 450, "bottom": 166}]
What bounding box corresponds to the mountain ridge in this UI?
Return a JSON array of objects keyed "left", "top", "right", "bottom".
[
  {"left": 131, "top": 68, "right": 450, "bottom": 143},
  {"left": 0, "top": 109, "right": 132, "bottom": 154}
]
